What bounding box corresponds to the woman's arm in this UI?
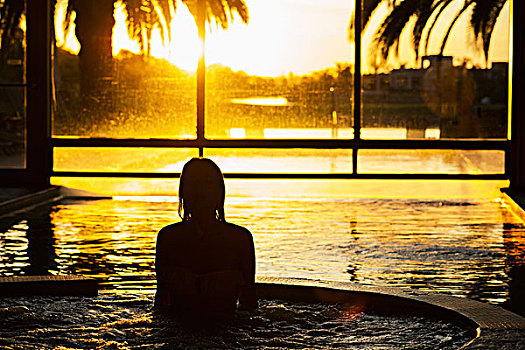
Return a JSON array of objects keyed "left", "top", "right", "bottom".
[
  {"left": 154, "top": 228, "right": 171, "bottom": 309},
  {"left": 238, "top": 228, "right": 257, "bottom": 310}
]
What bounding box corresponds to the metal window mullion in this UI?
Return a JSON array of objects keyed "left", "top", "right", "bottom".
[
  {"left": 26, "top": 0, "right": 52, "bottom": 186},
  {"left": 352, "top": 0, "right": 362, "bottom": 174},
  {"left": 196, "top": 0, "right": 206, "bottom": 157},
  {"left": 0, "top": 83, "right": 27, "bottom": 87},
  {"left": 50, "top": 170, "right": 507, "bottom": 180},
  {"left": 50, "top": 138, "right": 509, "bottom": 150}
]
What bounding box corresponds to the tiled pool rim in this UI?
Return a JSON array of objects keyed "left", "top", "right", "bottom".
[{"left": 256, "top": 276, "right": 525, "bottom": 349}]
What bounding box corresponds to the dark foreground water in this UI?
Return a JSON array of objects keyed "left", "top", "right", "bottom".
[{"left": 0, "top": 296, "right": 469, "bottom": 349}]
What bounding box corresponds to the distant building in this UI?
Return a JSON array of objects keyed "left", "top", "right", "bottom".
[{"left": 362, "top": 55, "right": 508, "bottom": 138}]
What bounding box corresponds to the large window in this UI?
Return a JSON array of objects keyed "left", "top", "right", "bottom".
[
  {"left": 361, "top": 2, "right": 510, "bottom": 141},
  {"left": 46, "top": 0, "right": 509, "bottom": 180}
]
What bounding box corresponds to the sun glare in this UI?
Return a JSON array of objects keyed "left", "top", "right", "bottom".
[
  {"left": 55, "top": 0, "right": 509, "bottom": 76},
  {"left": 56, "top": 0, "right": 353, "bottom": 77},
  {"left": 167, "top": 4, "right": 200, "bottom": 72},
  {"left": 205, "top": 0, "right": 355, "bottom": 77}
]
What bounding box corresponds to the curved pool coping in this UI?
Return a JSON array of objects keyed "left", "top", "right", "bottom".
[{"left": 256, "top": 277, "right": 525, "bottom": 349}]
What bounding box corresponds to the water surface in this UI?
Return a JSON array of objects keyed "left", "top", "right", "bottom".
[
  {"left": 0, "top": 296, "right": 469, "bottom": 349},
  {"left": 1, "top": 183, "right": 523, "bottom": 306}
]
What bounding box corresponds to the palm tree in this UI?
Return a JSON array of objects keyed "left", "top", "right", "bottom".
[
  {"left": 65, "top": 0, "right": 249, "bottom": 96},
  {"left": 356, "top": 0, "right": 507, "bottom": 65},
  {"left": 0, "top": 0, "right": 249, "bottom": 95}
]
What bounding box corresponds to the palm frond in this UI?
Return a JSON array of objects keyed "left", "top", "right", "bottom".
[
  {"left": 471, "top": 0, "right": 506, "bottom": 62},
  {"left": 360, "top": 0, "right": 508, "bottom": 67},
  {"left": 207, "top": 0, "right": 229, "bottom": 28},
  {"left": 373, "top": 0, "right": 422, "bottom": 61},
  {"left": 157, "top": 0, "right": 174, "bottom": 44},
  {"left": 363, "top": 0, "right": 384, "bottom": 28},
  {"left": 439, "top": 0, "right": 474, "bottom": 55},
  {"left": 423, "top": 0, "right": 454, "bottom": 55},
  {"left": 349, "top": 0, "right": 383, "bottom": 42},
  {"left": 123, "top": 0, "right": 162, "bottom": 53},
  {"left": 183, "top": 0, "right": 248, "bottom": 30},
  {"left": 411, "top": 0, "right": 438, "bottom": 60},
  {"left": 224, "top": 0, "right": 248, "bottom": 24}
]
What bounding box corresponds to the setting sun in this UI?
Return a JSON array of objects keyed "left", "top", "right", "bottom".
[{"left": 112, "top": 0, "right": 199, "bottom": 71}]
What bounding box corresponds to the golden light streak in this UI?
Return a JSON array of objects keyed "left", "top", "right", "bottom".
[
  {"left": 229, "top": 128, "right": 247, "bottom": 138},
  {"left": 230, "top": 97, "right": 289, "bottom": 106}
]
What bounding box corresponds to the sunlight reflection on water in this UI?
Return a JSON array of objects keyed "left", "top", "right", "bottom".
[{"left": 2, "top": 180, "right": 524, "bottom": 308}]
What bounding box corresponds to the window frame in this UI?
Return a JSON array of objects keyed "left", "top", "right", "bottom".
[
  {"left": 49, "top": 0, "right": 509, "bottom": 180},
  {"left": 2, "top": 0, "right": 52, "bottom": 187}
]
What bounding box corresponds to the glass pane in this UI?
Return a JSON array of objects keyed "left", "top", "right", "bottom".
[
  {"left": 0, "top": 0, "right": 26, "bottom": 169},
  {"left": 0, "top": 18, "right": 25, "bottom": 85},
  {"left": 0, "top": 87, "right": 25, "bottom": 168},
  {"left": 204, "top": 149, "right": 352, "bottom": 173},
  {"left": 358, "top": 150, "right": 505, "bottom": 174},
  {"left": 205, "top": 0, "right": 355, "bottom": 139},
  {"left": 52, "top": 1, "right": 197, "bottom": 139},
  {"left": 361, "top": 2, "right": 510, "bottom": 139},
  {"left": 53, "top": 148, "right": 197, "bottom": 173}
]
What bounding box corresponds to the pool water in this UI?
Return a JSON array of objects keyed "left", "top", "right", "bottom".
[
  {"left": 0, "top": 296, "right": 469, "bottom": 349},
  {"left": 1, "top": 191, "right": 523, "bottom": 305},
  {"left": 0, "top": 181, "right": 524, "bottom": 348}
]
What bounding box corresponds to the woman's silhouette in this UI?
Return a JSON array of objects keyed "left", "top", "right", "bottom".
[{"left": 155, "top": 158, "right": 257, "bottom": 315}]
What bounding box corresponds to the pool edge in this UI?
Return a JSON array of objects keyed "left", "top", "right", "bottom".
[
  {"left": 256, "top": 277, "right": 525, "bottom": 349},
  {"left": 0, "top": 275, "right": 98, "bottom": 297},
  {"left": 0, "top": 186, "right": 62, "bottom": 218},
  {"left": 0, "top": 185, "right": 113, "bottom": 219},
  {"left": 501, "top": 187, "right": 525, "bottom": 223}
]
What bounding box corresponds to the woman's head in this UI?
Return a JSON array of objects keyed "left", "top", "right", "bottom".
[{"left": 178, "top": 158, "right": 225, "bottom": 221}]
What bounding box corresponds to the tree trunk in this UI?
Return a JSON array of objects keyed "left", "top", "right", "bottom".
[{"left": 71, "top": 0, "right": 115, "bottom": 97}]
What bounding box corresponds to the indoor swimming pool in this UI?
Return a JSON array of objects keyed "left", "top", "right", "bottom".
[{"left": 0, "top": 180, "right": 523, "bottom": 348}]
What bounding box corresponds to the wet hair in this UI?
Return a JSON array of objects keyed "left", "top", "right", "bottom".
[{"left": 178, "top": 158, "right": 226, "bottom": 221}]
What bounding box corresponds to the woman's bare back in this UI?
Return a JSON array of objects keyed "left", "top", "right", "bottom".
[
  {"left": 154, "top": 158, "right": 257, "bottom": 316},
  {"left": 155, "top": 219, "right": 256, "bottom": 314}
]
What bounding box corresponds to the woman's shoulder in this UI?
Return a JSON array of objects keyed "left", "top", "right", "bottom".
[
  {"left": 159, "top": 221, "right": 185, "bottom": 232},
  {"left": 157, "top": 222, "right": 187, "bottom": 240},
  {"left": 222, "top": 221, "right": 251, "bottom": 234},
  {"left": 221, "top": 222, "right": 253, "bottom": 242}
]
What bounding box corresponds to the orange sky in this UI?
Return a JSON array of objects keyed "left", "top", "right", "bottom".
[{"left": 57, "top": 0, "right": 510, "bottom": 76}]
